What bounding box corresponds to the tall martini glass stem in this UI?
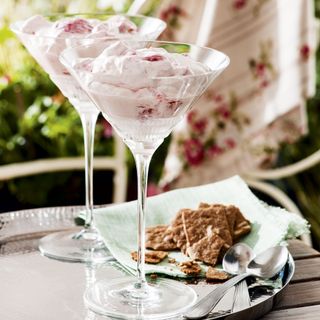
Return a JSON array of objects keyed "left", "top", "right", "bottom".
[
  {"left": 134, "top": 152, "right": 152, "bottom": 289},
  {"left": 80, "top": 110, "right": 99, "bottom": 231}
]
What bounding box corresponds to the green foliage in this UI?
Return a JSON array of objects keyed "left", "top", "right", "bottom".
[
  {"left": 0, "top": 0, "right": 144, "bottom": 209},
  {"left": 8, "top": 173, "right": 71, "bottom": 206},
  {"left": 0, "top": 25, "right": 15, "bottom": 45},
  {"left": 277, "top": 92, "right": 320, "bottom": 249},
  {"left": 0, "top": 29, "right": 115, "bottom": 207}
]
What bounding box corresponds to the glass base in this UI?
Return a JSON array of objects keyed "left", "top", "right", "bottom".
[
  {"left": 38, "top": 228, "right": 113, "bottom": 263},
  {"left": 84, "top": 277, "right": 197, "bottom": 319}
]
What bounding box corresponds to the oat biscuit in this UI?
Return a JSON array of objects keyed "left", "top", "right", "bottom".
[
  {"left": 140, "top": 203, "right": 251, "bottom": 272},
  {"left": 170, "top": 207, "right": 232, "bottom": 254},
  {"left": 228, "top": 205, "right": 251, "bottom": 240},
  {"left": 145, "top": 225, "right": 178, "bottom": 251},
  {"left": 188, "top": 233, "right": 226, "bottom": 266},
  {"left": 199, "top": 203, "right": 236, "bottom": 238},
  {"left": 169, "top": 209, "right": 191, "bottom": 253},
  {"left": 206, "top": 267, "right": 230, "bottom": 281},
  {"left": 131, "top": 250, "right": 168, "bottom": 264},
  {"left": 168, "top": 258, "right": 176, "bottom": 264},
  {"left": 178, "top": 261, "right": 201, "bottom": 276}
]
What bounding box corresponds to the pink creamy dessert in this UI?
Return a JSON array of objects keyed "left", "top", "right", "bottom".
[
  {"left": 21, "top": 14, "right": 137, "bottom": 38},
  {"left": 77, "top": 41, "right": 210, "bottom": 120},
  {"left": 16, "top": 15, "right": 138, "bottom": 76},
  {"left": 73, "top": 41, "right": 211, "bottom": 142},
  {"left": 13, "top": 15, "right": 141, "bottom": 113}
]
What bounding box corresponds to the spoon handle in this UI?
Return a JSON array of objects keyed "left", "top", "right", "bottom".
[
  {"left": 184, "top": 272, "right": 250, "bottom": 319},
  {"left": 232, "top": 280, "right": 251, "bottom": 312}
]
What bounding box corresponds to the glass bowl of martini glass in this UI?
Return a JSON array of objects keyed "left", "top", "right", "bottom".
[
  {"left": 60, "top": 40, "right": 229, "bottom": 319},
  {"left": 10, "top": 14, "right": 166, "bottom": 263}
]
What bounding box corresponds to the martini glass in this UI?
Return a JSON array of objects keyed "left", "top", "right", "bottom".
[
  {"left": 61, "top": 40, "right": 229, "bottom": 318},
  {"left": 11, "top": 14, "right": 166, "bottom": 263}
]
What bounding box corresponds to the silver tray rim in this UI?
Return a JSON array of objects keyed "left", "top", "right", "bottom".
[{"left": 0, "top": 206, "right": 295, "bottom": 320}]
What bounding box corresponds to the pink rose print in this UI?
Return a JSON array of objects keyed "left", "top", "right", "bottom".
[
  {"left": 178, "top": 92, "right": 250, "bottom": 169},
  {"left": 249, "top": 40, "right": 276, "bottom": 91},
  {"left": 260, "top": 79, "right": 269, "bottom": 88},
  {"left": 300, "top": 44, "right": 310, "bottom": 61},
  {"left": 187, "top": 111, "right": 207, "bottom": 135},
  {"left": 216, "top": 104, "right": 231, "bottom": 119},
  {"left": 193, "top": 119, "right": 208, "bottom": 135},
  {"left": 208, "top": 144, "right": 224, "bottom": 157},
  {"left": 184, "top": 138, "right": 205, "bottom": 166},
  {"left": 255, "top": 63, "right": 266, "bottom": 77},
  {"left": 187, "top": 111, "right": 196, "bottom": 124},
  {"left": 225, "top": 138, "right": 236, "bottom": 149},
  {"left": 233, "top": 0, "right": 247, "bottom": 10}
]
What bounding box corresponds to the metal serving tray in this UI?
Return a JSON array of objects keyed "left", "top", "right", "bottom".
[{"left": 0, "top": 206, "right": 294, "bottom": 320}]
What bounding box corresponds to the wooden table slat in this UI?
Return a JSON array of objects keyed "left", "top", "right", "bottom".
[
  {"left": 261, "top": 304, "right": 320, "bottom": 319},
  {"left": 291, "top": 257, "right": 320, "bottom": 283},
  {"left": 275, "top": 280, "right": 320, "bottom": 310},
  {"left": 288, "top": 240, "right": 320, "bottom": 260}
]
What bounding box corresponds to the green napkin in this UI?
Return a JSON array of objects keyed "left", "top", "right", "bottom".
[{"left": 88, "top": 175, "right": 309, "bottom": 277}]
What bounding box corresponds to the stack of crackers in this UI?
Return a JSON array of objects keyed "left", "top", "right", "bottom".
[{"left": 139, "top": 203, "right": 251, "bottom": 276}]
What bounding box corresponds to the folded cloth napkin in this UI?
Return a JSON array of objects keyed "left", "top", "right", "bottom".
[{"left": 85, "top": 175, "right": 309, "bottom": 277}]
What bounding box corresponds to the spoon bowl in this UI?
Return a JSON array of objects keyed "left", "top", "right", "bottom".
[
  {"left": 248, "top": 245, "right": 289, "bottom": 278},
  {"left": 223, "top": 243, "right": 255, "bottom": 275}
]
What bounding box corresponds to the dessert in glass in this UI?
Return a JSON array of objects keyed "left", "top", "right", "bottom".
[
  {"left": 10, "top": 14, "right": 166, "bottom": 263},
  {"left": 61, "top": 40, "right": 229, "bottom": 318}
]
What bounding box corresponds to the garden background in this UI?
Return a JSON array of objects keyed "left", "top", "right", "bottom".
[{"left": 1, "top": 0, "right": 320, "bottom": 248}]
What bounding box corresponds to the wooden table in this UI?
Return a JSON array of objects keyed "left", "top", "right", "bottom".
[
  {"left": 261, "top": 239, "right": 320, "bottom": 319},
  {"left": 0, "top": 206, "right": 319, "bottom": 320}
]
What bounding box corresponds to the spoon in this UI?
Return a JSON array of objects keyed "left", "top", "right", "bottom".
[
  {"left": 222, "top": 243, "right": 255, "bottom": 312},
  {"left": 184, "top": 245, "right": 288, "bottom": 319}
]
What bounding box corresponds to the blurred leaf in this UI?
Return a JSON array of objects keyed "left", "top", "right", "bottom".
[
  {"left": 0, "top": 26, "right": 14, "bottom": 44},
  {"left": 161, "top": 43, "right": 190, "bottom": 54}
]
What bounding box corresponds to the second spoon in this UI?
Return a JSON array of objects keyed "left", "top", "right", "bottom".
[{"left": 222, "top": 243, "right": 255, "bottom": 312}]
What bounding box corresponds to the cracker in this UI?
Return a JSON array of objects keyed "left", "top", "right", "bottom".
[
  {"left": 206, "top": 267, "right": 230, "bottom": 281},
  {"left": 131, "top": 250, "right": 168, "bottom": 264},
  {"left": 178, "top": 261, "right": 201, "bottom": 276},
  {"left": 199, "top": 203, "right": 250, "bottom": 241},
  {"left": 145, "top": 225, "right": 178, "bottom": 251},
  {"left": 168, "top": 258, "right": 176, "bottom": 264},
  {"left": 227, "top": 205, "right": 251, "bottom": 240},
  {"left": 199, "top": 203, "right": 236, "bottom": 238},
  {"left": 171, "top": 206, "right": 232, "bottom": 254},
  {"left": 188, "top": 233, "right": 226, "bottom": 266},
  {"left": 169, "top": 209, "right": 191, "bottom": 253},
  {"left": 198, "top": 202, "right": 211, "bottom": 210}
]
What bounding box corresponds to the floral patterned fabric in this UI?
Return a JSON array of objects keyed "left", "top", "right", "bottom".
[{"left": 144, "top": 0, "right": 317, "bottom": 188}]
